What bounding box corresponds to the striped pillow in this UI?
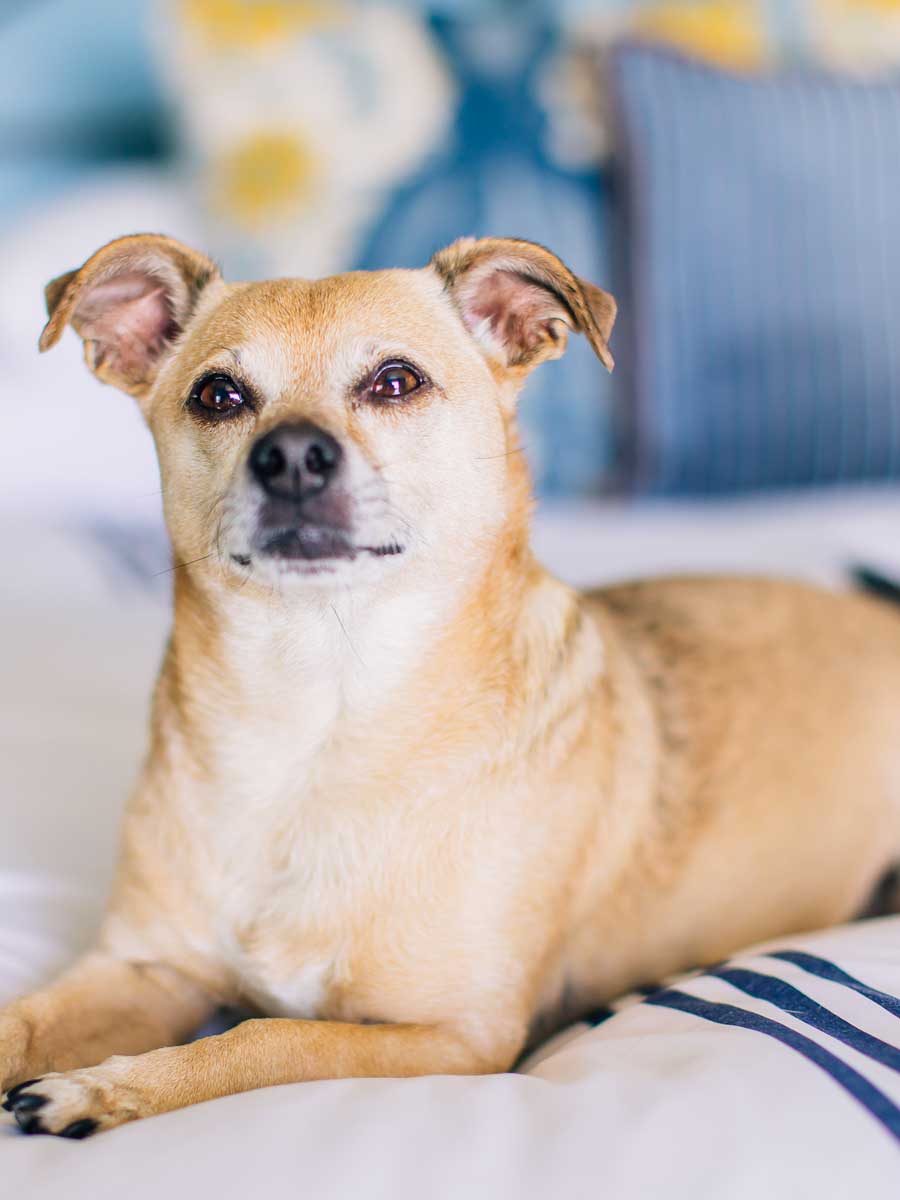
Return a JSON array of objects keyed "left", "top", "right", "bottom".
[
  {"left": 521, "top": 916, "right": 900, "bottom": 1181},
  {"left": 611, "top": 47, "right": 900, "bottom": 494},
  {"left": 586, "top": 947, "right": 900, "bottom": 1147}
]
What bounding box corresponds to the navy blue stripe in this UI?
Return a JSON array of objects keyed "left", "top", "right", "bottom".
[
  {"left": 646, "top": 988, "right": 900, "bottom": 1144},
  {"left": 769, "top": 952, "right": 900, "bottom": 1021},
  {"left": 583, "top": 1006, "right": 614, "bottom": 1027},
  {"left": 711, "top": 967, "right": 900, "bottom": 1073}
]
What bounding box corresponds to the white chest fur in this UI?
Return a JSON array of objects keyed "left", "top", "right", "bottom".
[
  {"left": 190, "top": 586, "right": 453, "bottom": 1018},
  {"left": 207, "top": 779, "right": 427, "bottom": 1020}
]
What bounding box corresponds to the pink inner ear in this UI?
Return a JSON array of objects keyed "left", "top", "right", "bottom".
[
  {"left": 465, "top": 269, "right": 567, "bottom": 361},
  {"left": 75, "top": 272, "right": 178, "bottom": 379}
]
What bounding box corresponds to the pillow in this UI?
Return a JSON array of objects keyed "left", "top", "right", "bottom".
[{"left": 611, "top": 46, "right": 900, "bottom": 493}]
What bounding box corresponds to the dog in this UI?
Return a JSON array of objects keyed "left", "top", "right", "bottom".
[{"left": 2, "top": 233, "right": 900, "bottom": 1139}]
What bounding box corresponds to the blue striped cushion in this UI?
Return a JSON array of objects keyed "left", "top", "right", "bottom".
[
  {"left": 611, "top": 47, "right": 900, "bottom": 494},
  {"left": 521, "top": 918, "right": 900, "bottom": 1174}
]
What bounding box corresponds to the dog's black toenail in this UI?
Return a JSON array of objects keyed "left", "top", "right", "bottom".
[
  {"left": 3, "top": 1078, "right": 42, "bottom": 1109},
  {"left": 59, "top": 1118, "right": 98, "bottom": 1140},
  {"left": 12, "top": 1092, "right": 48, "bottom": 1133},
  {"left": 14, "top": 1110, "right": 46, "bottom": 1135}
]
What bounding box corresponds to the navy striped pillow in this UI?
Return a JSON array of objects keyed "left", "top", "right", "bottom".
[{"left": 611, "top": 46, "right": 900, "bottom": 494}]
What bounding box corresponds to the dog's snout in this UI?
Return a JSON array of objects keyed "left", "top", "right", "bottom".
[{"left": 249, "top": 422, "right": 343, "bottom": 500}]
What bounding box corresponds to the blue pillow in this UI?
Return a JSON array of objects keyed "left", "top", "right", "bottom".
[{"left": 611, "top": 46, "right": 900, "bottom": 494}]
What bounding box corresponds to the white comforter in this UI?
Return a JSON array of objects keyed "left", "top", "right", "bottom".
[{"left": 2, "top": 497, "right": 900, "bottom": 1198}]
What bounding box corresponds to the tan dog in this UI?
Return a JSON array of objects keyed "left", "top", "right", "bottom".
[{"left": 2, "top": 234, "right": 900, "bottom": 1140}]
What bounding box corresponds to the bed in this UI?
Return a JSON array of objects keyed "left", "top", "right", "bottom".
[
  {"left": 2, "top": 491, "right": 900, "bottom": 1197},
  {"left": 2, "top": 173, "right": 900, "bottom": 1197}
]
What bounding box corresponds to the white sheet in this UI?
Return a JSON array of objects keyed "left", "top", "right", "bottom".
[
  {"left": 2, "top": 897, "right": 899, "bottom": 1198},
  {"left": 2, "top": 496, "right": 900, "bottom": 1196}
]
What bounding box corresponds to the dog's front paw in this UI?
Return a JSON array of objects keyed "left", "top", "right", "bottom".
[
  {"left": 0, "top": 1012, "right": 32, "bottom": 1095},
  {"left": 2, "top": 1061, "right": 140, "bottom": 1138}
]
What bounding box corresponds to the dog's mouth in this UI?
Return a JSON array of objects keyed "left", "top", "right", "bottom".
[{"left": 237, "top": 525, "right": 405, "bottom": 568}]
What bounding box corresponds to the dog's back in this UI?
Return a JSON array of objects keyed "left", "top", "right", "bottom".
[{"left": 567, "top": 576, "right": 900, "bottom": 994}]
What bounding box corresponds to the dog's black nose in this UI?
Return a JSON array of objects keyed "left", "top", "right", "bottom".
[{"left": 248, "top": 422, "right": 343, "bottom": 500}]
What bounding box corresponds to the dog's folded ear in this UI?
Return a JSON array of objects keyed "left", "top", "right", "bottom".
[
  {"left": 39, "top": 234, "right": 221, "bottom": 400},
  {"left": 431, "top": 237, "right": 616, "bottom": 375}
]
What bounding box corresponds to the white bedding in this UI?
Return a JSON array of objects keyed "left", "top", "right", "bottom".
[
  {"left": 1, "top": 917, "right": 898, "bottom": 1199},
  {"left": 2, "top": 497, "right": 900, "bottom": 1198}
]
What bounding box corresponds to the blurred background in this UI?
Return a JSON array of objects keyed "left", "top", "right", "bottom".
[
  {"left": 5, "top": 0, "right": 900, "bottom": 521},
  {"left": 5, "top": 0, "right": 900, "bottom": 953}
]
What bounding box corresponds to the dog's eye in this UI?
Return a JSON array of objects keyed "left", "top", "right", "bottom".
[
  {"left": 190, "top": 374, "right": 248, "bottom": 419},
  {"left": 370, "top": 362, "right": 423, "bottom": 402}
]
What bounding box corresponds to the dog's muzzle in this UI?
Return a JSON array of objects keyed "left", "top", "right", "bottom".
[{"left": 245, "top": 421, "right": 354, "bottom": 561}]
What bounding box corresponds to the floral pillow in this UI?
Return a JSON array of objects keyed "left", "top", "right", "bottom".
[{"left": 161, "top": 1, "right": 618, "bottom": 494}]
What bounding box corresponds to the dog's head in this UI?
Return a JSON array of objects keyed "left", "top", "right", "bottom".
[{"left": 40, "top": 235, "right": 615, "bottom": 591}]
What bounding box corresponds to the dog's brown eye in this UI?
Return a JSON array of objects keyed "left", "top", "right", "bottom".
[
  {"left": 370, "top": 362, "right": 423, "bottom": 402},
  {"left": 191, "top": 374, "right": 247, "bottom": 418}
]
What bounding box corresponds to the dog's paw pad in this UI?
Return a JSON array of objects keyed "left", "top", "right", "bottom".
[
  {"left": 2, "top": 1071, "right": 125, "bottom": 1138},
  {"left": 59, "top": 1118, "right": 98, "bottom": 1140}
]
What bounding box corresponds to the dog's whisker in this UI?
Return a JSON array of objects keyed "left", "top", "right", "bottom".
[
  {"left": 329, "top": 602, "right": 367, "bottom": 671},
  {"left": 381, "top": 501, "right": 427, "bottom": 549},
  {"left": 205, "top": 491, "right": 228, "bottom": 527},
  {"left": 214, "top": 523, "right": 229, "bottom": 580},
  {"left": 474, "top": 444, "right": 529, "bottom": 462},
  {"left": 153, "top": 552, "right": 216, "bottom": 577},
  {"left": 364, "top": 507, "right": 421, "bottom": 551}
]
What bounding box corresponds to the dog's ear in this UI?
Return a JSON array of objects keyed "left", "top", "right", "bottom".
[
  {"left": 39, "top": 234, "right": 221, "bottom": 400},
  {"left": 431, "top": 237, "right": 616, "bottom": 375}
]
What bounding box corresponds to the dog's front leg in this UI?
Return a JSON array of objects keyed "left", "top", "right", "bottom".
[
  {"left": 3, "top": 1014, "right": 524, "bottom": 1137},
  {"left": 1, "top": 949, "right": 214, "bottom": 1136}
]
